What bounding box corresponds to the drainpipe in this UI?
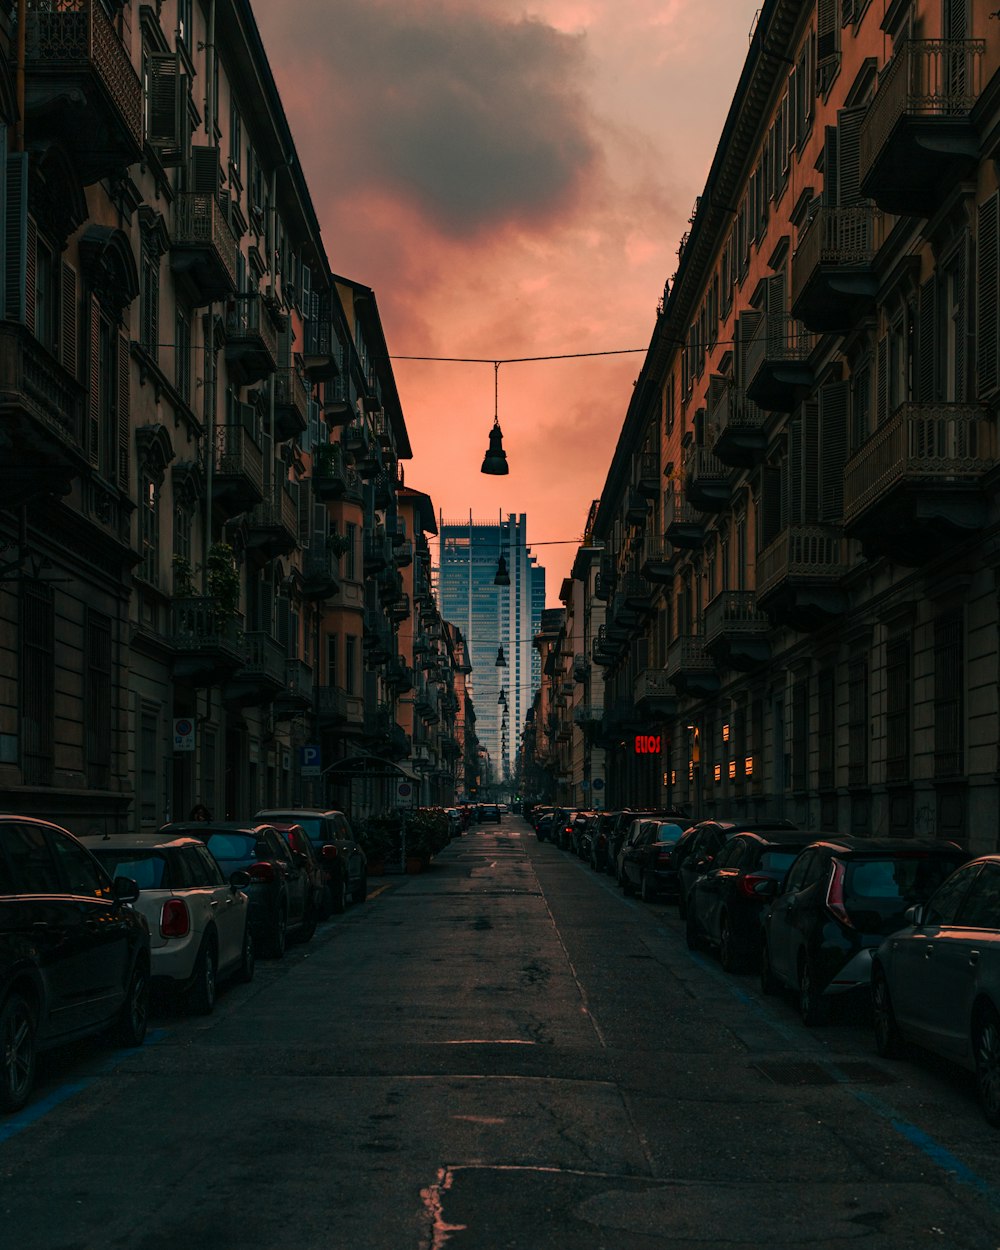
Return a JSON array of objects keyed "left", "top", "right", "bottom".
[
  {"left": 203, "top": 309, "right": 216, "bottom": 592},
  {"left": 205, "top": 0, "right": 215, "bottom": 140}
]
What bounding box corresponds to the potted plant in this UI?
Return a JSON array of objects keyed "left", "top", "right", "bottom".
[
  {"left": 359, "top": 813, "right": 401, "bottom": 874},
  {"left": 206, "top": 542, "right": 241, "bottom": 618},
  {"left": 172, "top": 554, "right": 196, "bottom": 597}
]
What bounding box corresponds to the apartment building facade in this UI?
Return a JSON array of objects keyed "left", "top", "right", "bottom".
[
  {"left": 544, "top": 0, "right": 1000, "bottom": 851},
  {"left": 0, "top": 0, "right": 464, "bottom": 833}
]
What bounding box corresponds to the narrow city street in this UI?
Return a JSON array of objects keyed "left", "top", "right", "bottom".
[{"left": 5, "top": 816, "right": 1000, "bottom": 1250}]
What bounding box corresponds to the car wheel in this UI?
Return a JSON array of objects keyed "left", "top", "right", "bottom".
[
  {"left": 267, "top": 907, "right": 288, "bottom": 959},
  {"left": 297, "top": 897, "right": 318, "bottom": 944},
  {"left": 685, "top": 909, "right": 702, "bottom": 951},
  {"left": 975, "top": 1006, "right": 1000, "bottom": 1127},
  {"left": 797, "top": 956, "right": 829, "bottom": 1026},
  {"left": 0, "top": 992, "right": 37, "bottom": 1114},
  {"left": 116, "top": 961, "right": 149, "bottom": 1046},
  {"left": 236, "top": 923, "right": 256, "bottom": 984},
  {"left": 640, "top": 872, "right": 657, "bottom": 904},
  {"left": 352, "top": 873, "right": 368, "bottom": 905},
  {"left": 331, "top": 875, "right": 348, "bottom": 915},
  {"left": 187, "top": 938, "right": 217, "bottom": 1016},
  {"left": 872, "top": 967, "right": 902, "bottom": 1059},
  {"left": 719, "top": 915, "right": 742, "bottom": 974},
  {"left": 760, "top": 939, "right": 780, "bottom": 996}
]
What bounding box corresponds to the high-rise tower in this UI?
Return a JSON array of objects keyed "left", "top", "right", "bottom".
[{"left": 438, "top": 513, "right": 545, "bottom": 788}]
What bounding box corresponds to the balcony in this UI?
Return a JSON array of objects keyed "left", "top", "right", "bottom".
[
  {"left": 224, "top": 294, "right": 279, "bottom": 385},
  {"left": 377, "top": 568, "right": 404, "bottom": 606},
  {"left": 843, "top": 403, "right": 992, "bottom": 564},
  {"left": 23, "top": 0, "right": 142, "bottom": 184},
  {"left": 625, "top": 489, "right": 648, "bottom": 527},
  {"left": 756, "top": 524, "right": 849, "bottom": 632},
  {"left": 373, "top": 469, "right": 395, "bottom": 509},
  {"left": 703, "top": 591, "right": 771, "bottom": 672},
  {"left": 302, "top": 544, "right": 341, "bottom": 601},
  {"left": 389, "top": 592, "right": 410, "bottom": 624},
  {"left": 744, "top": 315, "right": 814, "bottom": 412},
  {"left": 859, "top": 40, "right": 985, "bottom": 216},
  {"left": 171, "top": 193, "right": 239, "bottom": 305},
  {"left": 316, "top": 685, "right": 348, "bottom": 731},
  {"left": 0, "top": 322, "right": 87, "bottom": 506},
  {"left": 311, "top": 443, "right": 348, "bottom": 502},
  {"left": 395, "top": 539, "right": 413, "bottom": 568},
  {"left": 708, "top": 382, "right": 767, "bottom": 469},
  {"left": 223, "top": 630, "right": 287, "bottom": 708},
  {"left": 594, "top": 571, "right": 614, "bottom": 601},
  {"left": 638, "top": 537, "right": 674, "bottom": 585},
  {"left": 386, "top": 657, "right": 413, "bottom": 693},
  {"left": 633, "top": 668, "right": 677, "bottom": 720},
  {"left": 303, "top": 318, "right": 340, "bottom": 382},
  {"left": 245, "top": 489, "right": 297, "bottom": 564},
  {"left": 636, "top": 451, "right": 660, "bottom": 499},
  {"left": 273, "top": 368, "right": 310, "bottom": 443},
  {"left": 169, "top": 598, "right": 245, "bottom": 686},
  {"left": 791, "top": 206, "right": 881, "bottom": 333},
  {"left": 573, "top": 704, "right": 604, "bottom": 728},
  {"left": 213, "top": 425, "right": 264, "bottom": 516},
  {"left": 684, "top": 447, "right": 732, "bottom": 512},
  {"left": 621, "top": 571, "right": 655, "bottom": 614},
  {"left": 666, "top": 634, "right": 719, "bottom": 699},
  {"left": 273, "top": 659, "right": 314, "bottom": 719},
  {"left": 592, "top": 625, "right": 622, "bottom": 668},
  {"left": 364, "top": 530, "right": 392, "bottom": 574},
  {"left": 609, "top": 589, "right": 641, "bottom": 634},
  {"left": 664, "top": 490, "right": 704, "bottom": 549}
]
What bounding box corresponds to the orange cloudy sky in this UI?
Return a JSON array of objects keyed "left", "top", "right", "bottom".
[{"left": 252, "top": 0, "right": 761, "bottom": 603}]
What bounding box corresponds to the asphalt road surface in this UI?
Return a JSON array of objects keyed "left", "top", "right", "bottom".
[{"left": 5, "top": 816, "right": 1000, "bottom": 1249}]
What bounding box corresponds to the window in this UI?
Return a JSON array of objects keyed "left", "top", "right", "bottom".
[
  {"left": 140, "top": 707, "right": 159, "bottom": 824},
  {"left": 229, "top": 99, "right": 242, "bottom": 180},
  {"left": 885, "top": 634, "right": 911, "bottom": 783},
  {"left": 141, "top": 247, "right": 159, "bottom": 360},
  {"left": 792, "top": 678, "right": 809, "bottom": 792},
  {"left": 50, "top": 832, "right": 110, "bottom": 899},
  {"left": 177, "top": 0, "right": 193, "bottom": 45},
  {"left": 175, "top": 308, "right": 191, "bottom": 404},
  {"left": 35, "top": 238, "right": 57, "bottom": 355},
  {"left": 934, "top": 613, "right": 964, "bottom": 778},
  {"left": 345, "top": 636, "right": 357, "bottom": 695},
  {"left": 326, "top": 633, "right": 338, "bottom": 686},
  {"left": 956, "top": 864, "right": 1000, "bottom": 930},
  {"left": 4, "top": 823, "right": 62, "bottom": 892},
  {"left": 848, "top": 656, "right": 868, "bottom": 786},
  {"left": 817, "top": 666, "right": 835, "bottom": 790},
  {"left": 925, "top": 862, "right": 980, "bottom": 926},
  {"left": 344, "top": 523, "right": 357, "bottom": 579},
  {"left": 85, "top": 611, "right": 112, "bottom": 789},
  {"left": 21, "top": 582, "right": 54, "bottom": 786},
  {"left": 139, "top": 474, "right": 159, "bottom": 585},
  {"left": 851, "top": 359, "right": 871, "bottom": 450}
]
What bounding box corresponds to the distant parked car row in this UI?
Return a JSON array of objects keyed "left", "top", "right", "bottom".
[
  {"left": 525, "top": 803, "right": 1000, "bottom": 1126},
  {"left": 1, "top": 808, "right": 368, "bottom": 1114}
]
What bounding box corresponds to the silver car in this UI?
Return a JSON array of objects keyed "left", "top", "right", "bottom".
[{"left": 872, "top": 854, "right": 1000, "bottom": 1126}]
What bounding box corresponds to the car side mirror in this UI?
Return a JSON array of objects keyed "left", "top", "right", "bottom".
[
  {"left": 113, "top": 876, "right": 140, "bottom": 903},
  {"left": 905, "top": 902, "right": 926, "bottom": 926},
  {"left": 321, "top": 844, "right": 339, "bottom": 862},
  {"left": 230, "top": 869, "right": 251, "bottom": 889},
  {"left": 754, "top": 878, "right": 778, "bottom": 899}
]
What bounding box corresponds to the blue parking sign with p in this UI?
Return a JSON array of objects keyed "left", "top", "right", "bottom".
[{"left": 300, "top": 745, "right": 321, "bottom": 777}]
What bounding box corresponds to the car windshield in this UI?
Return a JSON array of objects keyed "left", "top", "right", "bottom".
[
  {"left": 844, "top": 854, "right": 967, "bottom": 933},
  {"left": 654, "top": 824, "right": 685, "bottom": 844},
  {"left": 264, "top": 815, "right": 324, "bottom": 841},
  {"left": 760, "top": 850, "right": 801, "bottom": 874},
  {"left": 90, "top": 849, "right": 168, "bottom": 890}
]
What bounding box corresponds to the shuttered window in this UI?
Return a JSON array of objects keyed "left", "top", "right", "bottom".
[
  {"left": 977, "top": 193, "right": 998, "bottom": 397},
  {"left": 885, "top": 633, "right": 911, "bottom": 784},
  {"left": 819, "top": 382, "right": 848, "bottom": 520},
  {"left": 934, "top": 613, "right": 964, "bottom": 778}
]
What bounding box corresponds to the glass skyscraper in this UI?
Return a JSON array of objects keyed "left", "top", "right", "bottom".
[{"left": 438, "top": 513, "right": 545, "bottom": 787}]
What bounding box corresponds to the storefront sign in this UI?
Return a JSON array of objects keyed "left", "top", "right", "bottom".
[{"left": 634, "top": 734, "right": 661, "bottom": 755}]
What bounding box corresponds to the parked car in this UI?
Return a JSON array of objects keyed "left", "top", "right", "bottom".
[
  {"left": 620, "top": 819, "right": 689, "bottom": 902},
  {"left": 266, "top": 823, "right": 332, "bottom": 922},
  {"left": 684, "top": 829, "right": 817, "bottom": 971},
  {"left": 675, "top": 819, "right": 798, "bottom": 918},
  {"left": 607, "top": 810, "right": 686, "bottom": 876},
  {"left": 254, "top": 809, "right": 367, "bottom": 912},
  {"left": 81, "top": 833, "right": 254, "bottom": 1013},
  {"left": 569, "top": 811, "right": 595, "bottom": 858},
  {"left": 760, "top": 836, "right": 970, "bottom": 1025},
  {"left": 535, "top": 810, "right": 556, "bottom": 842},
  {"left": 871, "top": 854, "right": 1000, "bottom": 1125},
  {"left": 0, "top": 816, "right": 150, "bottom": 1113},
  {"left": 160, "top": 821, "right": 315, "bottom": 957},
  {"left": 479, "top": 804, "right": 502, "bottom": 823},
  {"left": 587, "top": 812, "right": 619, "bottom": 871}
]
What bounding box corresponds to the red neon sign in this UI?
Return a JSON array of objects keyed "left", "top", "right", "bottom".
[{"left": 634, "top": 734, "right": 662, "bottom": 755}]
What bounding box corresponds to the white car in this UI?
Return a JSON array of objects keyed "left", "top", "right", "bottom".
[{"left": 81, "top": 834, "right": 254, "bottom": 1014}]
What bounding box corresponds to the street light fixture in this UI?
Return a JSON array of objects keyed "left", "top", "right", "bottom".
[
  {"left": 494, "top": 555, "right": 510, "bottom": 586},
  {"left": 495, "top": 646, "right": 507, "bottom": 667}
]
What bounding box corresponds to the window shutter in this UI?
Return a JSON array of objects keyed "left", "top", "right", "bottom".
[
  {"left": 784, "top": 418, "right": 802, "bottom": 525},
  {"left": 117, "top": 331, "right": 131, "bottom": 491},
  {"left": 876, "top": 335, "right": 888, "bottom": 423},
  {"left": 802, "top": 399, "right": 820, "bottom": 522},
  {"left": 819, "top": 381, "right": 849, "bottom": 521},
  {"left": 837, "top": 108, "right": 865, "bottom": 206},
  {"left": 759, "top": 467, "right": 782, "bottom": 552},
  {"left": 148, "top": 53, "right": 187, "bottom": 166},
  {"left": 954, "top": 239, "right": 968, "bottom": 404},
  {"left": 189, "top": 145, "right": 221, "bottom": 195},
  {"left": 88, "top": 295, "right": 101, "bottom": 466},
  {"left": 977, "top": 193, "right": 999, "bottom": 397},
  {"left": 60, "top": 262, "right": 78, "bottom": 377},
  {"left": 4, "top": 153, "right": 32, "bottom": 326},
  {"left": 817, "top": 0, "right": 838, "bottom": 65},
  {"left": 296, "top": 477, "right": 311, "bottom": 545},
  {"left": 823, "top": 126, "right": 838, "bottom": 206},
  {"left": 917, "top": 278, "right": 937, "bottom": 403}
]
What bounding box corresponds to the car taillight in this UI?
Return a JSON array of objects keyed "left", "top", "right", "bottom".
[
  {"left": 249, "top": 861, "right": 276, "bottom": 883},
  {"left": 655, "top": 849, "right": 674, "bottom": 867},
  {"left": 825, "top": 860, "right": 854, "bottom": 928},
  {"left": 160, "top": 898, "right": 190, "bottom": 938},
  {"left": 740, "top": 872, "right": 771, "bottom": 899}
]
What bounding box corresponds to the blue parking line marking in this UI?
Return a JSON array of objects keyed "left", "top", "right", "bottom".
[{"left": 0, "top": 1027, "right": 170, "bottom": 1146}]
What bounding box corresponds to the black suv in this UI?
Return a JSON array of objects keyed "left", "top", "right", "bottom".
[
  {"left": 0, "top": 816, "right": 150, "bottom": 1113},
  {"left": 760, "top": 836, "right": 970, "bottom": 1024},
  {"left": 675, "top": 819, "right": 798, "bottom": 918}
]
